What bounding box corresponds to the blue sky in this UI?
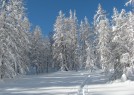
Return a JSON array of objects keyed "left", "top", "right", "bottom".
[{"left": 25, "top": 0, "right": 130, "bottom": 36}]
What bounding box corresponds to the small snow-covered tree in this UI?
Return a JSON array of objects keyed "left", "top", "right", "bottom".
[
  {"left": 30, "top": 26, "right": 44, "bottom": 74},
  {"left": 29, "top": 26, "right": 52, "bottom": 74}
]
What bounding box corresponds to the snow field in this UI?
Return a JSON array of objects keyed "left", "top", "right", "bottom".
[
  {"left": 1, "top": 70, "right": 134, "bottom": 95},
  {"left": 0, "top": 71, "right": 89, "bottom": 95}
]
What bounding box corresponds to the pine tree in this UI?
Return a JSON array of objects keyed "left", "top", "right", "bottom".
[
  {"left": 79, "top": 17, "right": 94, "bottom": 69},
  {"left": 43, "top": 37, "right": 51, "bottom": 73},
  {"left": 30, "top": 26, "right": 43, "bottom": 74},
  {"left": 67, "top": 10, "right": 79, "bottom": 70},
  {"left": 0, "top": 0, "right": 30, "bottom": 78},
  {"left": 53, "top": 11, "right": 68, "bottom": 71},
  {"left": 111, "top": 8, "right": 130, "bottom": 79},
  {"left": 93, "top": 4, "right": 111, "bottom": 70},
  {"left": 53, "top": 10, "right": 79, "bottom": 71}
]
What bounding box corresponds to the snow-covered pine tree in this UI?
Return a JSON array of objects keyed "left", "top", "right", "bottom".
[
  {"left": 67, "top": 10, "right": 79, "bottom": 71},
  {"left": 125, "top": 0, "right": 134, "bottom": 66},
  {"left": 53, "top": 10, "right": 79, "bottom": 71},
  {"left": 79, "top": 17, "right": 94, "bottom": 70},
  {"left": 43, "top": 37, "right": 52, "bottom": 73},
  {"left": 79, "top": 20, "right": 86, "bottom": 69},
  {"left": 127, "top": 12, "right": 134, "bottom": 66},
  {"left": 0, "top": 0, "right": 30, "bottom": 78},
  {"left": 53, "top": 11, "right": 68, "bottom": 71},
  {"left": 7, "top": 0, "right": 30, "bottom": 74},
  {"left": 30, "top": 26, "right": 44, "bottom": 74},
  {"left": 93, "top": 4, "right": 111, "bottom": 71},
  {"left": 111, "top": 8, "right": 130, "bottom": 79}
]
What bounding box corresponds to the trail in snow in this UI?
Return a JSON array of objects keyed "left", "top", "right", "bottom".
[{"left": 1, "top": 70, "right": 134, "bottom": 95}]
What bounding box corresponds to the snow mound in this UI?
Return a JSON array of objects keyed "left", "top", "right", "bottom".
[{"left": 121, "top": 74, "right": 127, "bottom": 82}]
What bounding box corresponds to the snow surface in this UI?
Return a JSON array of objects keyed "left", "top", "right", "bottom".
[
  {"left": 1, "top": 70, "right": 134, "bottom": 95},
  {"left": 78, "top": 70, "right": 134, "bottom": 95},
  {"left": 0, "top": 71, "right": 90, "bottom": 95}
]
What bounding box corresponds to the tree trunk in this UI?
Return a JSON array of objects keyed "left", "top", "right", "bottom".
[
  {"left": 1, "top": 75, "right": 3, "bottom": 79},
  {"left": 113, "top": 56, "right": 123, "bottom": 80},
  {"left": 46, "top": 57, "right": 49, "bottom": 73}
]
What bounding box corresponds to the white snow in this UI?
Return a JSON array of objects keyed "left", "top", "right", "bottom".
[
  {"left": 79, "top": 70, "right": 134, "bottom": 95},
  {"left": 84, "top": 80, "right": 134, "bottom": 95},
  {"left": 121, "top": 74, "right": 127, "bottom": 82},
  {"left": 0, "top": 71, "right": 90, "bottom": 95},
  {"left": 1, "top": 70, "right": 134, "bottom": 95}
]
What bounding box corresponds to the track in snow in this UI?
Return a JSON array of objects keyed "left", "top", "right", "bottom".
[{"left": 1, "top": 70, "right": 134, "bottom": 95}]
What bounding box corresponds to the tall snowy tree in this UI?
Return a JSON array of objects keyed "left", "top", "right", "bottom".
[
  {"left": 111, "top": 8, "right": 130, "bottom": 79},
  {"left": 127, "top": 12, "right": 134, "bottom": 65},
  {"left": 67, "top": 10, "right": 79, "bottom": 70},
  {"left": 79, "top": 20, "right": 87, "bottom": 68},
  {"left": 53, "top": 11, "right": 68, "bottom": 71},
  {"left": 93, "top": 4, "right": 111, "bottom": 70},
  {"left": 125, "top": 0, "right": 134, "bottom": 65},
  {"left": 53, "top": 10, "right": 79, "bottom": 71},
  {"left": 43, "top": 37, "right": 52, "bottom": 73},
  {"left": 79, "top": 17, "right": 94, "bottom": 70},
  {"left": 0, "top": 0, "right": 30, "bottom": 78}
]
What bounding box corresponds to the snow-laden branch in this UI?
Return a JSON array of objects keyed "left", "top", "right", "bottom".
[{"left": 125, "top": 0, "right": 134, "bottom": 6}]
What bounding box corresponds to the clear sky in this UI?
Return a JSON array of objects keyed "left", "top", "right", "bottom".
[{"left": 25, "top": 0, "right": 130, "bottom": 35}]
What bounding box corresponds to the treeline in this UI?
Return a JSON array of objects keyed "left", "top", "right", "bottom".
[
  {"left": 0, "top": 0, "right": 134, "bottom": 80},
  {"left": 0, "top": 0, "right": 52, "bottom": 78},
  {"left": 53, "top": 3, "right": 134, "bottom": 80}
]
